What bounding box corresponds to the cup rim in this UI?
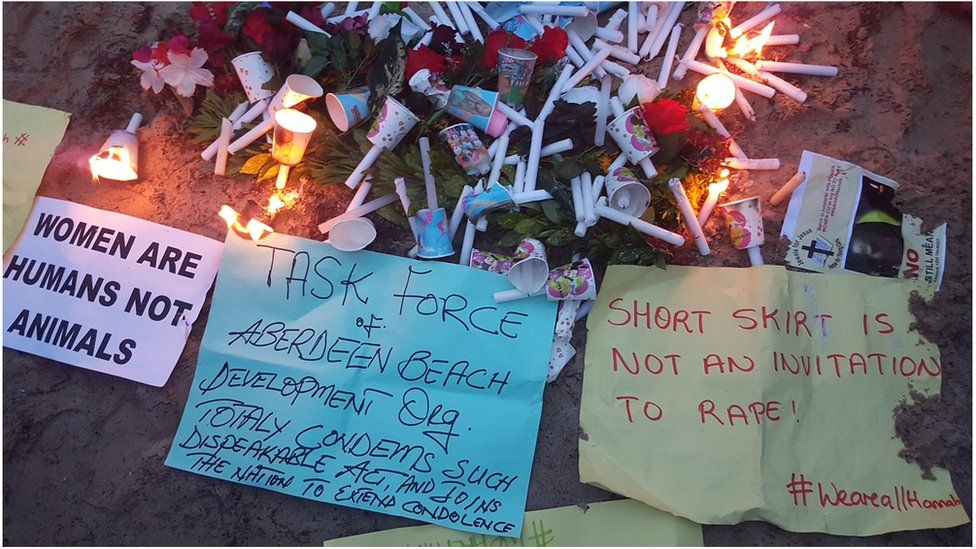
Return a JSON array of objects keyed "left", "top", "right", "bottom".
[
  {"left": 284, "top": 74, "right": 324, "bottom": 99},
  {"left": 384, "top": 96, "right": 421, "bottom": 124},
  {"left": 329, "top": 217, "right": 377, "bottom": 251},
  {"left": 231, "top": 51, "right": 267, "bottom": 65},
  {"left": 498, "top": 48, "right": 538, "bottom": 61}
]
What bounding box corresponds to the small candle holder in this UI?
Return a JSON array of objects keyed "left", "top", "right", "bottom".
[
  {"left": 90, "top": 113, "right": 142, "bottom": 182},
  {"left": 272, "top": 109, "right": 317, "bottom": 190}
]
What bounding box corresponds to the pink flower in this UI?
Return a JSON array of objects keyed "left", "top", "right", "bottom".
[
  {"left": 131, "top": 57, "right": 166, "bottom": 94},
  {"left": 159, "top": 47, "right": 214, "bottom": 97}
]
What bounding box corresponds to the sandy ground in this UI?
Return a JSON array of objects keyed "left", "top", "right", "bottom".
[{"left": 2, "top": 2, "right": 972, "bottom": 546}]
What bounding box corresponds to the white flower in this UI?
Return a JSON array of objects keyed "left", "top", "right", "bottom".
[
  {"left": 159, "top": 47, "right": 214, "bottom": 97},
  {"left": 131, "top": 59, "right": 166, "bottom": 94}
]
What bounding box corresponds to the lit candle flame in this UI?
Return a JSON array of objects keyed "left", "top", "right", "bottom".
[
  {"left": 730, "top": 22, "right": 774, "bottom": 58},
  {"left": 219, "top": 205, "right": 274, "bottom": 241},
  {"left": 90, "top": 146, "right": 137, "bottom": 182}
]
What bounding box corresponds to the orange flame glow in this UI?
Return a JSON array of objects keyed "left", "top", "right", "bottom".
[{"left": 731, "top": 22, "right": 774, "bottom": 58}]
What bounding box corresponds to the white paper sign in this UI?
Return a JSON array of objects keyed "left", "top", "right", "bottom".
[{"left": 3, "top": 197, "right": 222, "bottom": 386}]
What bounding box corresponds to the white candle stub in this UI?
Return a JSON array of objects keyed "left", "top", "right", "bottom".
[{"left": 724, "top": 157, "right": 781, "bottom": 171}]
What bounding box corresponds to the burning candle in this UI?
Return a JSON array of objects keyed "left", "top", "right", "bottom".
[
  {"left": 697, "top": 170, "right": 730, "bottom": 227},
  {"left": 272, "top": 109, "right": 317, "bottom": 190},
  {"left": 679, "top": 59, "right": 775, "bottom": 98},
  {"left": 657, "top": 24, "right": 683, "bottom": 89},
  {"left": 90, "top": 113, "right": 142, "bottom": 182},
  {"left": 755, "top": 60, "right": 839, "bottom": 77},
  {"left": 770, "top": 170, "right": 807, "bottom": 206},
  {"left": 219, "top": 203, "right": 274, "bottom": 241},
  {"left": 705, "top": 23, "right": 728, "bottom": 59},
  {"left": 696, "top": 73, "right": 737, "bottom": 111},
  {"left": 728, "top": 22, "right": 774, "bottom": 58},
  {"left": 723, "top": 157, "right": 780, "bottom": 170},
  {"left": 669, "top": 178, "right": 710, "bottom": 256},
  {"left": 729, "top": 3, "right": 781, "bottom": 39}
]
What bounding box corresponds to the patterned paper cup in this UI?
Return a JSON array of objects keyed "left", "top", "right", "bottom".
[
  {"left": 606, "top": 106, "right": 659, "bottom": 164},
  {"left": 446, "top": 85, "right": 506, "bottom": 135},
  {"left": 416, "top": 208, "right": 455, "bottom": 259},
  {"left": 462, "top": 182, "right": 516, "bottom": 221},
  {"left": 326, "top": 87, "right": 372, "bottom": 132},
  {"left": 719, "top": 196, "right": 765, "bottom": 250},
  {"left": 267, "top": 74, "right": 324, "bottom": 115},
  {"left": 440, "top": 123, "right": 491, "bottom": 176},
  {"left": 469, "top": 250, "right": 515, "bottom": 274},
  {"left": 548, "top": 339, "right": 576, "bottom": 382},
  {"left": 497, "top": 48, "right": 538, "bottom": 107},
  {"left": 605, "top": 167, "right": 651, "bottom": 217},
  {"left": 232, "top": 52, "right": 276, "bottom": 103},
  {"left": 544, "top": 258, "right": 597, "bottom": 301},
  {"left": 507, "top": 238, "right": 549, "bottom": 294},
  {"left": 329, "top": 217, "right": 377, "bottom": 251},
  {"left": 366, "top": 96, "right": 420, "bottom": 149}
]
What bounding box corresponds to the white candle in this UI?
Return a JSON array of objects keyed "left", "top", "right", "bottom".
[
  {"left": 519, "top": 4, "right": 588, "bottom": 17},
  {"left": 343, "top": 145, "right": 383, "bottom": 188},
  {"left": 448, "top": 185, "right": 473, "bottom": 239},
  {"left": 697, "top": 179, "right": 729, "bottom": 227},
  {"left": 591, "top": 174, "right": 606, "bottom": 201},
  {"left": 232, "top": 99, "right": 270, "bottom": 131},
  {"left": 679, "top": 59, "right": 775, "bottom": 98},
  {"left": 567, "top": 28, "right": 608, "bottom": 80},
  {"left": 318, "top": 193, "right": 398, "bottom": 234},
  {"left": 609, "top": 152, "right": 628, "bottom": 172},
  {"left": 714, "top": 59, "right": 756, "bottom": 121},
  {"left": 605, "top": 8, "right": 627, "bottom": 32},
  {"left": 669, "top": 178, "right": 710, "bottom": 256},
  {"left": 657, "top": 24, "right": 683, "bottom": 89},
  {"left": 593, "top": 40, "right": 642, "bottom": 64},
  {"left": 402, "top": 7, "right": 430, "bottom": 30},
  {"left": 202, "top": 102, "right": 248, "bottom": 160},
  {"left": 595, "top": 74, "right": 611, "bottom": 147},
  {"left": 513, "top": 189, "right": 553, "bottom": 204},
  {"left": 504, "top": 138, "right": 574, "bottom": 165},
  {"left": 756, "top": 60, "right": 839, "bottom": 77},
  {"left": 429, "top": 2, "right": 456, "bottom": 30},
  {"left": 320, "top": 2, "right": 337, "bottom": 19},
  {"left": 643, "top": 4, "right": 658, "bottom": 32},
  {"left": 594, "top": 198, "right": 686, "bottom": 246},
  {"left": 570, "top": 176, "right": 585, "bottom": 223},
  {"left": 593, "top": 26, "right": 624, "bottom": 43},
  {"left": 457, "top": 2, "right": 483, "bottom": 42},
  {"left": 495, "top": 101, "right": 533, "bottom": 128},
  {"left": 726, "top": 56, "right": 758, "bottom": 74},
  {"left": 489, "top": 123, "right": 516, "bottom": 184},
  {"left": 765, "top": 34, "right": 800, "bottom": 46},
  {"left": 419, "top": 137, "right": 438, "bottom": 209},
  {"left": 458, "top": 182, "right": 483, "bottom": 265},
  {"left": 729, "top": 4, "right": 781, "bottom": 39},
  {"left": 523, "top": 119, "right": 546, "bottom": 193},
  {"left": 227, "top": 116, "right": 275, "bottom": 154},
  {"left": 627, "top": 2, "right": 639, "bottom": 53},
  {"left": 542, "top": 64, "right": 576, "bottom": 118},
  {"left": 514, "top": 160, "right": 527, "bottom": 193},
  {"left": 494, "top": 288, "right": 544, "bottom": 303},
  {"left": 609, "top": 96, "right": 625, "bottom": 118},
  {"left": 699, "top": 104, "right": 730, "bottom": 138},
  {"left": 770, "top": 170, "right": 807, "bottom": 206},
  {"left": 581, "top": 172, "right": 596, "bottom": 225},
  {"left": 757, "top": 71, "right": 807, "bottom": 103},
  {"left": 642, "top": 1, "right": 684, "bottom": 59},
  {"left": 393, "top": 177, "right": 420, "bottom": 240},
  {"left": 673, "top": 25, "right": 708, "bottom": 80},
  {"left": 286, "top": 11, "right": 330, "bottom": 35},
  {"left": 343, "top": 1, "right": 359, "bottom": 15},
  {"left": 346, "top": 175, "right": 373, "bottom": 212},
  {"left": 563, "top": 47, "right": 612, "bottom": 91},
  {"left": 723, "top": 157, "right": 781, "bottom": 170},
  {"left": 444, "top": 1, "right": 470, "bottom": 35},
  {"left": 467, "top": 2, "right": 500, "bottom": 30},
  {"left": 638, "top": 157, "right": 657, "bottom": 179},
  {"left": 214, "top": 118, "right": 232, "bottom": 176},
  {"left": 728, "top": 138, "right": 748, "bottom": 160}
]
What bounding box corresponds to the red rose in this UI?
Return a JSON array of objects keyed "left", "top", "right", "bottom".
[
  {"left": 642, "top": 99, "right": 689, "bottom": 137},
  {"left": 298, "top": 4, "right": 325, "bottom": 27},
  {"left": 189, "top": 2, "right": 229, "bottom": 28},
  {"left": 243, "top": 9, "right": 275, "bottom": 47},
  {"left": 482, "top": 29, "right": 528, "bottom": 69},
  {"left": 529, "top": 26, "right": 568, "bottom": 63},
  {"left": 406, "top": 45, "right": 449, "bottom": 79}
]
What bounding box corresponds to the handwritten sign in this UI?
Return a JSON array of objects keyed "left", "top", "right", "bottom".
[
  {"left": 2, "top": 197, "right": 222, "bottom": 386},
  {"left": 579, "top": 265, "right": 969, "bottom": 535},
  {"left": 324, "top": 499, "right": 704, "bottom": 546},
  {"left": 3, "top": 100, "right": 71, "bottom": 251},
  {"left": 166, "top": 232, "right": 556, "bottom": 536}
]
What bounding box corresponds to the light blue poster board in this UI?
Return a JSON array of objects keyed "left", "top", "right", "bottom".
[{"left": 166, "top": 232, "right": 556, "bottom": 537}]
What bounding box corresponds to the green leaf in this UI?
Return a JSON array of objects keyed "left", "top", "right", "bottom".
[
  {"left": 303, "top": 55, "right": 330, "bottom": 77},
  {"left": 514, "top": 218, "right": 545, "bottom": 236}
]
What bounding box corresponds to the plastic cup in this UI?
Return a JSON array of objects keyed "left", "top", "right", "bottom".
[
  {"left": 605, "top": 167, "right": 651, "bottom": 217},
  {"left": 416, "top": 208, "right": 455, "bottom": 259},
  {"left": 329, "top": 217, "right": 377, "bottom": 251},
  {"left": 497, "top": 48, "right": 537, "bottom": 107},
  {"left": 606, "top": 105, "right": 659, "bottom": 164},
  {"left": 440, "top": 123, "right": 491, "bottom": 175},
  {"left": 325, "top": 87, "right": 372, "bottom": 132},
  {"left": 232, "top": 52, "right": 276, "bottom": 103}
]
